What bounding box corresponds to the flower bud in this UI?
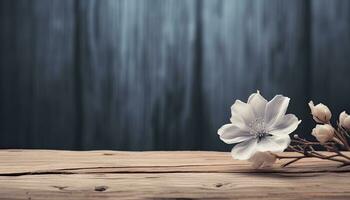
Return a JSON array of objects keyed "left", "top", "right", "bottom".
[
  {"left": 339, "top": 111, "right": 350, "bottom": 130},
  {"left": 311, "top": 124, "right": 334, "bottom": 144},
  {"left": 248, "top": 151, "right": 276, "bottom": 169},
  {"left": 308, "top": 101, "right": 332, "bottom": 123}
]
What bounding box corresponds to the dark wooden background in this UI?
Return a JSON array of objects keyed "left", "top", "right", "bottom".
[{"left": 1, "top": 0, "right": 350, "bottom": 150}]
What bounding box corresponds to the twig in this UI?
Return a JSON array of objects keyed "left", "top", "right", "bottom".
[
  {"left": 281, "top": 157, "right": 303, "bottom": 167},
  {"left": 278, "top": 132, "right": 350, "bottom": 167}
]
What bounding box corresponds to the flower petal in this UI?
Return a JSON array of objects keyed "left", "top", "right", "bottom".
[
  {"left": 257, "top": 135, "right": 291, "bottom": 153},
  {"left": 247, "top": 92, "right": 268, "bottom": 118},
  {"left": 230, "top": 113, "right": 250, "bottom": 131},
  {"left": 218, "top": 124, "right": 253, "bottom": 144},
  {"left": 231, "top": 100, "right": 255, "bottom": 126},
  {"left": 231, "top": 138, "right": 258, "bottom": 160},
  {"left": 268, "top": 114, "right": 301, "bottom": 136},
  {"left": 264, "top": 95, "right": 290, "bottom": 128},
  {"left": 248, "top": 151, "right": 277, "bottom": 169}
]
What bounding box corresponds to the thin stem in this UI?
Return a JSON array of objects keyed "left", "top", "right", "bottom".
[
  {"left": 278, "top": 145, "right": 350, "bottom": 167},
  {"left": 328, "top": 122, "right": 350, "bottom": 150},
  {"left": 275, "top": 128, "right": 350, "bottom": 167},
  {"left": 334, "top": 130, "right": 349, "bottom": 150},
  {"left": 281, "top": 157, "right": 303, "bottom": 167},
  {"left": 276, "top": 114, "right": 350, "bottom": 168},
  {"left": 274, "top": 155, "right": 305, "bottom": 159},
  {"left": 336, "top": 128, "right": 350, "bottom": 150}
]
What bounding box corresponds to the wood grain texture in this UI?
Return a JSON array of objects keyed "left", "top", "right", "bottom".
[
  {"left": 0, "top": 150, "right": 350, "bottom": 200},
  {"left": 0, "top": 150, "right": 350, "bottom": 175},
  {"left": 200, "top": 0, "right": 311, "bottom": 150},
  {"left": 77, "top": 0, "right": 198, "bottom": 150},
  {"left": 0, "top": 0, "right": 77, "bottom": 149},
  {"left": 311, "top": 0, "right": 350, "bottom": 117}
]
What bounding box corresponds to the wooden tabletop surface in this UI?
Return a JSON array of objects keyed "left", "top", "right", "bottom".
[{"left": 0, "top": 150, "right": 349, "bottom": 199}]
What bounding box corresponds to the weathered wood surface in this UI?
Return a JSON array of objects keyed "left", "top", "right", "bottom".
[{"left": 0, "top": 150, "right": 350, "bottom": 199}]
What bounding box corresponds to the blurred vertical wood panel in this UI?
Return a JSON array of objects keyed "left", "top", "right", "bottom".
[
  {"left": 311, "top": 0, "right": 350, "bottom": 118},
  {"left": 0, "top": 1, "right": 32, "bottom": 148},
  {"left": 200, "top": 0, "right": 310, "bottom": 150},
  {"left": 0, "top": 0, "right": 77, "bottom": 149},
  {"left": 2, "top": 0, "right": 350, "bottom": 150},
  {"left": 77, "top": 0, "right": 198, "bottom": 150}
]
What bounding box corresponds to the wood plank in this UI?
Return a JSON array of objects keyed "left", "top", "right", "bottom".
[
  {"left": 200, "top": 0, "right": 311, "bottom": 150},
  {"left": 0, "top": 150, "right": 350, "bottom": 199},
  {"left": 0, "top": 172, "right": 350, "bottom": 200},
  {"left": 0, "top": 150, "right": 349, "bottom": 175},
  {"left": 77, "top": 0, "right": 198, "bottom": 150},
  {"left": 311, "top": 0, "right": 350, "bottom": 118},
  {"left": 0, "top": 0, "right": 77, "bottom": 149}
]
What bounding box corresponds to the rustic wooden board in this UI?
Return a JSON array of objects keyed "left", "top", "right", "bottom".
[{"left": 0, "top": 150, "right": 349, "bottom": 199}]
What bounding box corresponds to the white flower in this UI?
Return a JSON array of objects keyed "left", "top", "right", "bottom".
[
  {"left": 218, "top": 91, "right": 301, "bottom": 160},
  {"left": 308, "top": 101, "right": 332, "bottom": 123},
  {"left": 339, "top": 111, "right": 350, "bottom": 130},
  {"left": 311, "top": 124, "right": 334, "bottom": 144},
  {"left": 248, "top": 151, "right": 277, "bottom": 169}
]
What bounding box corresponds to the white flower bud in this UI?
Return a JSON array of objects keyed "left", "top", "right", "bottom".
[
  {"left": 339, "top": 111, "right": 350, "bottom": 130},
  {"left": 248, "top": 151, "right": 276, "bottom": 169},
  {"left": 311, "top": 124, "right": 335, "bottom": 144},
  {"left": 308, "top": 101, "right": 332, "bottom": 123}
]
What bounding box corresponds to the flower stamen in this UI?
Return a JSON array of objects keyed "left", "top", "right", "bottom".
[{"left": 248, "top": 117, "right": 268, "bottom": 142}]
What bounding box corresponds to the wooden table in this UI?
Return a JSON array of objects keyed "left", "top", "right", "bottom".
[{"left": 0, "top": 150, "right": 349, "bottom": 199}]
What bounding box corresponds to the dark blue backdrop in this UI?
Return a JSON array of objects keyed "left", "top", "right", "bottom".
[{"left": 1, "top": 0, "right": 350, "bottom": 150}]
